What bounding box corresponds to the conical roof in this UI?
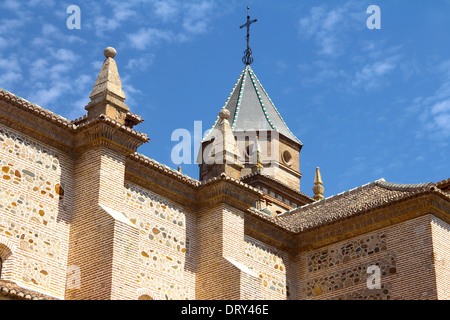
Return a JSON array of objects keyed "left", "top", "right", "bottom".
[
  {"left": 89, "top": 47, "right": 126, "bottom": 103},
  {"left": 204, "top": 65, "right": 302, "bottom": 145}
]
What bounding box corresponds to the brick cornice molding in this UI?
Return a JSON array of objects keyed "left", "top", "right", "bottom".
[
  {"left": 125, "top": 164, "right": 198, "bottom": 211},
  {"left": 74, "top": 120, "right": 147, "bottom": 155},
  {"left": 245, "top": 214, "right": 297, "bottom": 253},
  {"left": 196, "top": 178, "right": 261, "bottom": 212},
  {"left": 0, "top": 97, "right": 149, "bottom": 157},
  {"left": 0, "top": 101, "right": 75, "bottom": 154}
]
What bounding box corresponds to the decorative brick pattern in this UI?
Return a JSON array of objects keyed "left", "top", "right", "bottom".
[
  {"left": 0, "top": 127, "right": 61, "bottom": 174},
  {"left": 305, "top": 254, "right": 396, "bottom": 298},
  {"left": 124, "top": 184, "right": 185, "bottom": 227},
  {"left": 0, "top": 123, "right": 70, "bottom": 299},
  {"left": 0, "top": 188, "right": 57, "bottom": 228},
  {"left": 0, "top": 216, "right": 61, "bottom": 260},
  {"left": 243, "top": 237, "right": 288, "bottom": 299},
  {"left": 123, "top": 210, "right": 189, "bottom": 255},
  {"left": 123, "top": 182, "right": 194, "bottom": 300},
  {"left": 307, "top": 232, "right": 388, "bottom": 273},
  {"left": 139, "top": 243, "right": 185, "bottom": 278},
  {"left": 138, "top": 270, "right": 190, "bottom": 300},
  {"left": 0, "top": 159, "right": 64, "bottom": 203},
  {"left": 21, "top": 257, "right": 51, "bottom": 290},
  {"left": 331, "top": 283, "right": 392, "bottom": 300}
]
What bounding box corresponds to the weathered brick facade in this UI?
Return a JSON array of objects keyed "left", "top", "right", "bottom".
[{"left": 0, "top": 48, "right": 449, "bottom": 300}]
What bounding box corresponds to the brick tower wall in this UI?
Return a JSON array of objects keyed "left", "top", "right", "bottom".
[{"left": 66, "top": 146, "right": 118, "bottom": 300}]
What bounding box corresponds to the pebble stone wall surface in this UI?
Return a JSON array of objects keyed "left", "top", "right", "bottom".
[
  {"left": 303, "top": 231, "right": 395, "bottom": 300},
  {"left": 123, "top": 183, "right": 193, "bottom": 300},
  {"left": 243, "top": 236, "right": 289, "bottom": 300},
  {"left": 0, "top": 124, "right": 70, "bottom": 298}
]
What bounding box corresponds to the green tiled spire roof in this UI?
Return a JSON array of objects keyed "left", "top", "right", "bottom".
[{"left": 204, "top": 65, "right": 302, "bottom": 145}]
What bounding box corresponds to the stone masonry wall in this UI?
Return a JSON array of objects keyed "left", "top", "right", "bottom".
[
  {"left": 242, "top": 235, "right": 290, "bottom": 300},
  {"left": 0, "top": 123, "right": 72, "bottom": 299},
  {"left": 297, "top": 214, "right": 437, "bottom": 300},
  {"left": 123, "top": 182, "right": 195, "bottom": 300}
]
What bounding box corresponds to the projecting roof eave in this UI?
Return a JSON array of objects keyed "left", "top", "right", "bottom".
[
  {"left": 437, "top": 178, "right": 450, "bottom": 190},
  {"left": 275, "top": 179, "right": 450, "bottom": 233},
  {"left": 0, "top": 280, "right": 59, "bottom": 300}
]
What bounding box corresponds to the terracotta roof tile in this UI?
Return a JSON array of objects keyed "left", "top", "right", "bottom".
[
  {"left": 275, "top": 179, "right": 440, "bottom": 232},
  {"left": 0, "top": 280, "right": 58, "bottom": 300}
]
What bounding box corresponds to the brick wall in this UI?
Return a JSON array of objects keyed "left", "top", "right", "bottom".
[
  {"left": 123, "top": 182, "right": 195, "bottom": 300},
  {"left": 67, "top": 146, "right": 117, "bottom": 300},
  {"left": 297, "top": 214, "right": 438, "bottom": 300},
  {"left": 431, "top": 216, "right": 450, "bottom": 299},
  {"left": 0, "top": 120, "right": 448, "bottom": 301},
  {"left": 242, "top": 235, "right": 290, "bottom": 300},
  {"left": 0, "top": 123, "right": 72, "bottom": 299},
  {"left": 196, "top": 203, "right": 266, "bottom": 300}
]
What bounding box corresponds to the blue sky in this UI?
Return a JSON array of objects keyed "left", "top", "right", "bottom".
[{"left": 0, "top": 0, "right": 449, "bottom": 199}]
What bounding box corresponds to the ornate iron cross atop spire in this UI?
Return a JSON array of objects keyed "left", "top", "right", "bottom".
[{"left": 240, "top": 4, "right": 258, "bottom": 65}]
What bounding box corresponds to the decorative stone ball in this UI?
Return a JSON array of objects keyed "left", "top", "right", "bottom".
[
  {"left": 104, "top": 47, "right": 117, "bottom": 59},
  {"left": 219, "top": 109, "right": 230, "bottom": 120}
]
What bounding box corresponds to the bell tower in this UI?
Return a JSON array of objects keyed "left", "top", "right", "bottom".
[{"left": 199, "top": 5, "right": 312, "bottom": 214}]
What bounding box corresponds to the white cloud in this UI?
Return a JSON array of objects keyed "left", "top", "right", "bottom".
[
  {"left": 91, "top": 60, "right": 104, "bottom": 71},
  {"left": 153, "top": 0, "right": 179, "bottom": 21},
  {"left": 128, "top": 28, "right": 175, "bottom": 50},
  {"left": 121, "top": 75, "right": 142, "bottom": 107},
  {"left": 29, "top": 82, "right": 71, "bottom": 107},
  {"left": 352, "top": 59, "right": 397, "bottom": 90},
  {"left": 126, "top": 55, "right": 154, "bottom": 70},
  {"left": 412, "top": 79, "right": 450, "bottom": 139},
  {"left": 91, "top": 1, "right": 138, "bottom": 36},
  {"left": 181, "top": 0, "right": 215, "bottom": 35},
  {"left": 27, "top": 0, "right": 55, "bottom": 7},
  {"left": 0, "top": 53, "right": 22, "bottom": 90},
  {"left": 298, "top": 1, "right": 364, "bottom": 57},
  {"left": 431, "top": 100, "right": 450, "bottom": 115},
  {"left": 429, "top": 98, "right": 450, "bottom": 136},
  {"left": 0, "top": 72, "right": 23, "bottom": 90},
  {"left": 51, "top": 48, "right": 79, "bottom": 63},
  {"left": 1, "top": 0, "right": 21, "bottom": 11},
  {"left": 32, "top": 24, "right": 85, "bottom": 47}
]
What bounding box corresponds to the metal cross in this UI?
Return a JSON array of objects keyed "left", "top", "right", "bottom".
[{"left": 240, "top": 5, "right": 258, "bottom": 65}]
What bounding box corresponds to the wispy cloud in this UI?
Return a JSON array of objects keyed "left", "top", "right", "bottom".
[
  {"left": 91, "top": 1, "right": 138, "bottom": 36},
  {"left": 181, "top": 0, "right": 215, "bottom": 35},
  {"left": 0, "top": 0, "right": 225, "bottom": 120},
  {"left": 126, "top": 0, "right": 216, "bottom": 50},
  {"left": 298, "top": 1, "right": 365, "bottom": 57},
  {"left": 409, "top": 61, "right": 450, "bottom": 140},
  {"left": 297, "top": 1, "right": 403, "bottom": 93},
  {"left": 351, "top": 56, "right": 399, "bottom": 90},
  {"left": 152, "top": 0, "right": 179, "bottom": 22},
  {"left": 0, "top": 54, "right": 22, "bottom": 90},
  {"left": 128, "top": 28, "right": 176, "bottom": 50}
]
